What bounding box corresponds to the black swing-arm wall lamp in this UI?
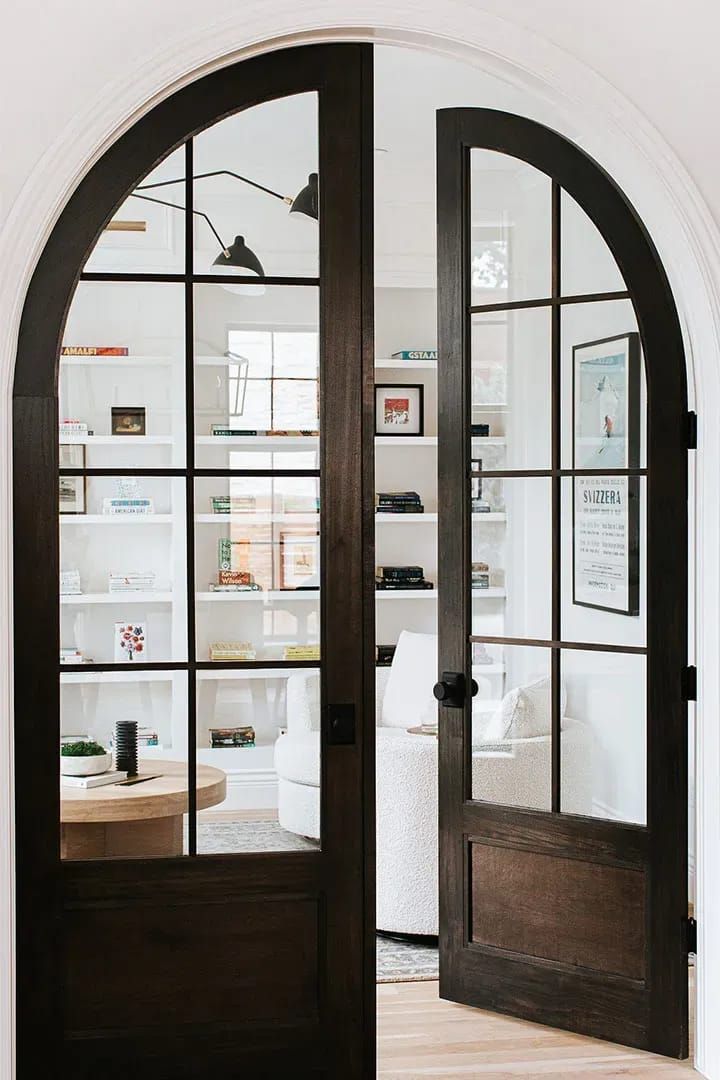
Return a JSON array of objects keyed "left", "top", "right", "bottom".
[{"left": 128, "top": 170, "right": 318, "bottom": 276}]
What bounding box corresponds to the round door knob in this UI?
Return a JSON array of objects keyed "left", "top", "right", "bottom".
[
  {"left": 470, "top": 678, "right": 479, "bottom": 697},
  {"left": 433, "top": 680, "right": 452, "bottom": 702}
]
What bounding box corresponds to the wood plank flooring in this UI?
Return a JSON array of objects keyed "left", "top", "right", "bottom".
[{"left": 377, "top": 979, "right": 696, "bottom": 1078}]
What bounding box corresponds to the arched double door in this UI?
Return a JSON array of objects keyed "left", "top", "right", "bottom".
[{"left": 13, "top": 42, "right": 689, "bottom": 1079}]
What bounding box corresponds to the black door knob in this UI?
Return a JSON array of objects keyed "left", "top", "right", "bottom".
[{"left": 433, "top": 671, "right": 473, "bottom": 708}]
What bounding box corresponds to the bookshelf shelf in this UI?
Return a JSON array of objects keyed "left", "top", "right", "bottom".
[
  {"left": 60, "top": 592, "right": 173, "bottom": 604},
  {"left": 60, "top": 434, "right": 175, "bottom": 445},
  {"left": 375, "top": 588, "right": 506, "bottom": 600},
  {"left": 60, "top": 355, "right": 176, "bottom": 368},
  {"left": 195, "top": 435, "right": 318, "bottom": 448},
  {"left": 375, "top": 512, "right": 506, "bottom": 523},
  {"left": 60, "top": 515, "right": 174, "bottom": 525},
  {"left": 196, "top": 590, "right": 319, "bottom": 602},
  {"left": 60, "top": 669, "right": 177, "bottom": 684},
  {"left": 374, "top": 358, "right": 438, "bottom": 370},
  {"left": 195, "top": 513, "right": 318, "bottom": 525}
]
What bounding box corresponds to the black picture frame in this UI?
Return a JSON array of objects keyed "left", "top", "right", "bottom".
[
  {"left": 571, "top": 331, "right": 641, "bottom": 616},
  {"left": 111, "top": 405, "right": 146, "bottom": 435},
  {"left": 374, "top": 383, "right": 424, "bottom": 436}
]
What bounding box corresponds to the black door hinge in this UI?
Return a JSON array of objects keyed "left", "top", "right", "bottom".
[
  {"left": 682, "top": 666, "right": 697, "bottom": 702},
  {"left": 687, "top": 917, "right": 697, "bottom": 955},
  {"left": 687, "top": 411, "right": 698, "bottom": 450}
]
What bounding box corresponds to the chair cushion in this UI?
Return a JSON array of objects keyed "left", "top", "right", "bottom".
[
  {"left": 482, "top": 676, "right": 567, "bottom": 741},
  {"left": 381, "top": 630, "right": 438, "bottom": 729},
  {"left": 274, "top": 731, "right": 320, "bottom": 787}
]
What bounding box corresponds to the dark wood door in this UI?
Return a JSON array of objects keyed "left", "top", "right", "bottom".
[
  {"left": 436, "top": 108, "right": 689, "bottom": 1057},
  {"left": 14, "top": 44, "right": 375, "bottom": 1080}
]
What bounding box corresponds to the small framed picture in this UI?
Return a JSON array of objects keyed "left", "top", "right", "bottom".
[
  {"left": 111, "top": 406, "right": 146, "bottom": 435},
  {"left": 279, "top": 528, "right": 320, "bottom": 590},
  {"left": 374, "top": 384, "right": 424, "bottom": 437},
  {"left": 114, "top": 621, "right": 148, "bottom": 662},
  {"left": 59, "top": 444, "right": 86, "bottom": 514}
]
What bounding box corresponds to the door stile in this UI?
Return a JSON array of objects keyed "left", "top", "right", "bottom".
[{"left": 436, "top": 111, "right": 472, "bottom": 996}]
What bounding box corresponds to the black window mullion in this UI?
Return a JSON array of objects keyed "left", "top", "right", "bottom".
[
  {"left": 551, "top": 181, "right": 562, "bottom": 815},
  {"left": 185, "top": 138, "right": 198, "bottom": 856}
]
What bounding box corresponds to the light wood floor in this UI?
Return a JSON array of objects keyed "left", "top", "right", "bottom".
[{"left": 377, "top": 979, "right": 696, "bottom": 1078}]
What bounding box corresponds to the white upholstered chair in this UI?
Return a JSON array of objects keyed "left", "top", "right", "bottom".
[{"left": 274, "top": 631, "right": 592, "bottom": 935}]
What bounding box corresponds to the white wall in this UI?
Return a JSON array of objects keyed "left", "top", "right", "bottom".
[{"left": 2, "top": 3, "right": 720, "bottom": 1076}]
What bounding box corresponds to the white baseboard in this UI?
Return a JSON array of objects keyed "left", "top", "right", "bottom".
[{"left": 215, "top": 767, "right": 278, "bottom": 812}]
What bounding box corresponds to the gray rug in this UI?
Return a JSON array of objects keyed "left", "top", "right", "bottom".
[
  {"left": 376, "top": 934, "right": 439, "bottom": 983},
  {"left": 190, "top": 819, "right": 439, "bottom": 982},
  {"left": 195, "top": 819, "right": 319, "bottom": 854}
]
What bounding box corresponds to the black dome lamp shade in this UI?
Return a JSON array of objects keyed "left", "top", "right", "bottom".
[
  {"left": 289, "top": 173, "right": 319, "bottom": 220},
  {"left": 213, "top": 235, "right": 265, "bottom": 276}
]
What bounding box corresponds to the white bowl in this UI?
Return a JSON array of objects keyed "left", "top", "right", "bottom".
[{"left": 60, "top": 752, "right": 112, "bottom": 777}]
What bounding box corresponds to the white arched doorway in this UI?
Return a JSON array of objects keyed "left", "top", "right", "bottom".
[{"left": 1, "top": 11, "right": 718, "bottom": 1076}]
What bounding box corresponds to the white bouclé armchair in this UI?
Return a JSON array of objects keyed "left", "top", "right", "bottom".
[{"left": 274, "top": 631, "right": 592, "bottom": 935}]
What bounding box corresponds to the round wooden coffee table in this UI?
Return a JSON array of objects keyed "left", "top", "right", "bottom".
[{"left": 61, "top": 760, "right": 227, "bottom": 860}]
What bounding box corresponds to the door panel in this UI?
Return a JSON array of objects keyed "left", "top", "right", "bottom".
[
  {"left": 15, "top": 44, "right": 374, "bottom": 1079},
  {"left": 437, "top": 108, "right": 688, "bottom": 1057}
]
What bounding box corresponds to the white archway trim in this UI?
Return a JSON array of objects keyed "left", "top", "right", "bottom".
[{"left": 1, "top": 7, "right": 718, "bottom": 1077}]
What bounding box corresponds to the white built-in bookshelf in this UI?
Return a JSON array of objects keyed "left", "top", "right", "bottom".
[{"left": 57, "top": 281, "right": 511, "bottom": 808}]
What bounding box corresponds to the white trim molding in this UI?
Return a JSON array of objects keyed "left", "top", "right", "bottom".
[{"left": 1, "top": 6, "right": 719, "bottom": 1077}]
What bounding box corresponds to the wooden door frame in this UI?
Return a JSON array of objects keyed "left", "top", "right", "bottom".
[
  {"left": 13, "top": 43, "right": 376, "bottom": 1079},
  {"left": 437, "top": 109, "right": 688, "bottom": 1056}
]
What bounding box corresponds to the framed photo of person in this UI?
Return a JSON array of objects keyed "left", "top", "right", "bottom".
[
  {"left": 279, "top": 528, "right": 320, "bottom": 590},
  {"left": 374, "top": 384, "right": 424, "bottom": 437},
  {"left": 59, "top": 443, "right": 86, "bottom": 514},
  {"left": 572, "top": 332, "right": 641, "bottom": 616}
]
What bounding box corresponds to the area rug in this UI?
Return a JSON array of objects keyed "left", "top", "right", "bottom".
[
  {"left": 376, "top": 934, "right": 439, "bottom": 983},
  {"left": 194, "top": 819, "right": 319, "bottom": 853},
  {"left": 189, "top": 820, "right": 439, "bottom": 982}
]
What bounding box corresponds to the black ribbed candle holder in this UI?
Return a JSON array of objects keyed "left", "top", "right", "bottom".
[{"left": 115, "top": 720, "right": 138, "bottom": 776}]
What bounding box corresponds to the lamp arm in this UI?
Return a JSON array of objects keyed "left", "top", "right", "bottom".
[
  {"left": 136, "top": 170, "right": 292, "bottom": 206},
  {"left": 130, "top": 192, "right": 229, "bottom": 255}
]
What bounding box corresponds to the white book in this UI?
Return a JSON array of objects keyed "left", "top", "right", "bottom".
[{"left": 61, "top": 770, "right": 128, "bottom": 789}]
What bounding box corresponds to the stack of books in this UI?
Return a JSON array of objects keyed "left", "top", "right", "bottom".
[
  {"left": 209, "top": 641, "right": 257, "bottom": 662},
  {"left": 60, "top": 648, "right": 93, "bottom": 665},
  {"left": 59, "top": 420, "right": 89, "bottom": 437},
  {"left": 283, "top": 644, "right": 320, "bottom": 661},
  {"left": 211, "top": 426, "right": 318, "bottom": 437},
  {"left": 472, "top": 561, "right": 490, "bottom": 589},
  {"left": 376, "top": 644, "right": 396, "bottom": 666},
  {"left": 375, "top": 491, "right": 424, "bottom": 514},
  {"left": 211, "top": 539, "right": 262, "bottom": 592},
  {"left": 209, "top": 726, "right": 256, "bottom": 748},
  {"left": 210, "top": 495, "right": 257, "bottom": 514},
  {"left": 103, "top": 497, "right": 154, "bottom": 515},
  {"left": 375, "top": 566, "right": 433, "bottom": 590},
  {"left": 109, "top": 571, "right": 156, "bottom": 593},
  {"left": 137, "top": 727, "right": 159, "bottom": 748},
  {"left": 60, "top": 570, "right": 82, "bottom": 595}
]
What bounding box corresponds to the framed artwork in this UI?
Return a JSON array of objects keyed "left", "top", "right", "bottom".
[
  {"left": 374, "top": 384, "right": 424, "bottom": 436},
  {"left": 111, "top": 405, "right": 146, "bottom": 435},
  {"left": 59, "top": 443, "right": 86, "bottom": 514},
  {"left": 572, "top": 332, "right": 641, "bottom": 616},
  {"left": 279, "top": 528, "right": 320, "bottom": 590},
  {"left": 114, "top": 622, "right": 148, "bottom": 662}
]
